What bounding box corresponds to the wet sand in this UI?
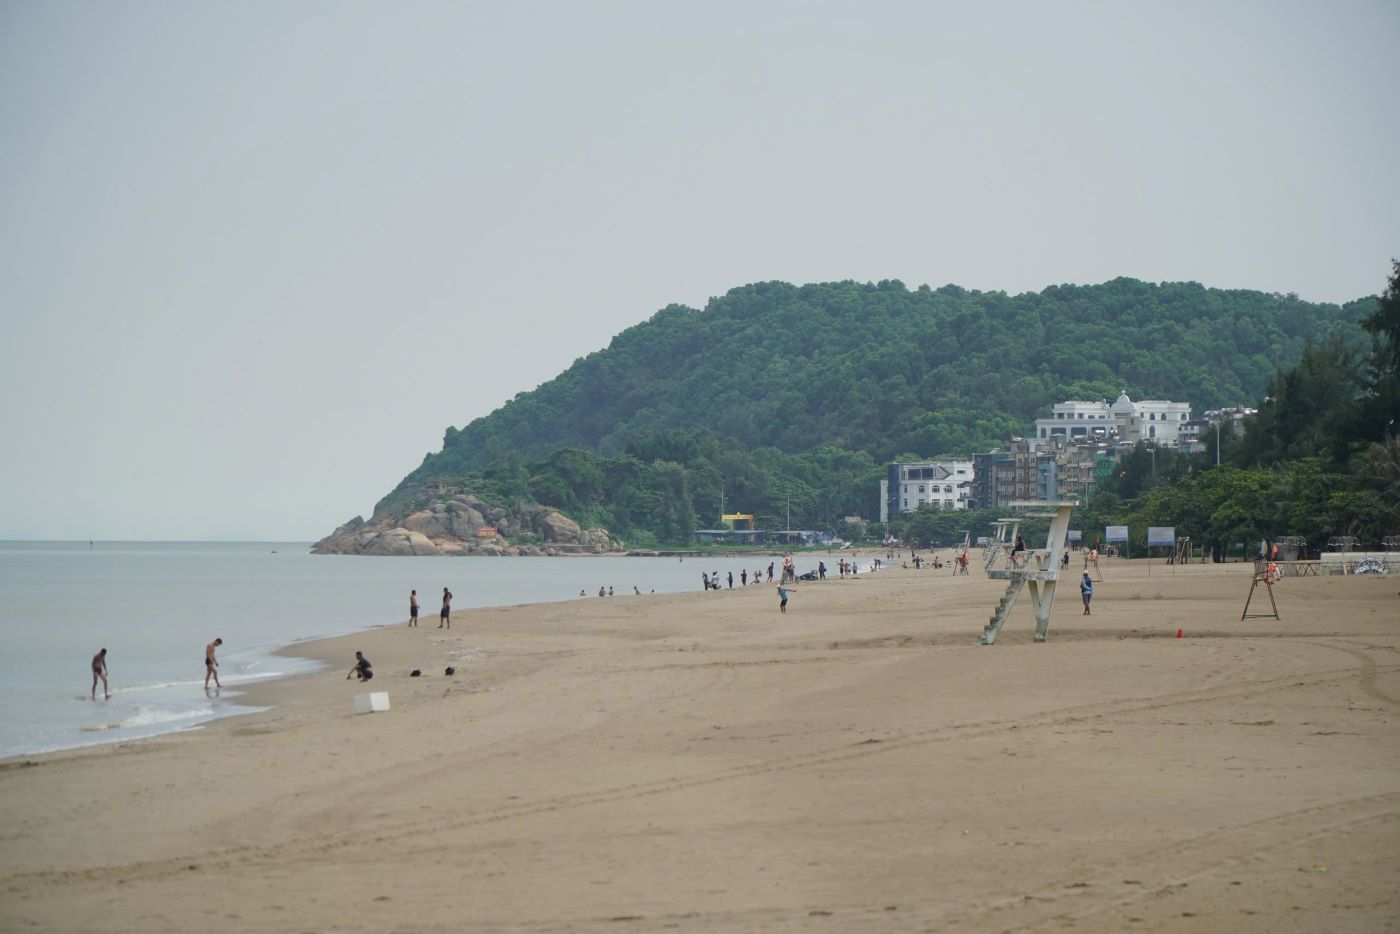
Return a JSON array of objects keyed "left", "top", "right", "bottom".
[{"left": 2, "top": 557, "right": 1397, "bottom": 932}]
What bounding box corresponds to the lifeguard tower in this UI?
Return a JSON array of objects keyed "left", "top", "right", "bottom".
[{"left": 979, "top": 501, "right": 1076, "bottom": 645}]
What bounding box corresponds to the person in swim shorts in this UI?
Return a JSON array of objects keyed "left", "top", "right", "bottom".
[
  {"left": 347, "top": 651, "right": 373, "bottom": 681},
  {"left": 777, "top": 584, "right": 792, "bottom": 614},
  {"left": 91, "top": 648, "right": 109, "bottom": 700},
  {"left": 409, "top": 589, "right": 419, "bottom": 626},
  {"left": 440, "top": 587, "right": 452, "bottom": 629},
  {"left": 205, "top": 638, "right": 223, "bottom": 689}
]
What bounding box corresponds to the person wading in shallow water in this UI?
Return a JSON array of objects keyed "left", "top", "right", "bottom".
[
  {"left": 91, "top": 648, "right": 109, "bottom": 700},
  {"left": 205, "top": 638, "right": 223, "bottom": 690}
]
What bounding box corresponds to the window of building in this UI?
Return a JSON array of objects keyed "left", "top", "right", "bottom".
[{"left": 918, "top": 485, "right": 925, "bottom": 493}]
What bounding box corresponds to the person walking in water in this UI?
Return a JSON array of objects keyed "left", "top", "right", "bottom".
[
  {"left": 205, "top": 638, "right": 223, "bottom": 690},
  {"left": 1080, "top": 573, "right": 1094, "bottom": 615},
  {"left": 91, "top": 648, "right": 109, "bottom": 700},
  {"left": 409, "top": 589, "right": 419, "bottom": 627},
  {"left": 440, "top": 587, "right": 453, "bottom": 629}
]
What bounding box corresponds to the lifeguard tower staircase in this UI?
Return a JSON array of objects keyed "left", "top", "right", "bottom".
[{"left": 979, "top": 501, "right": 1076, "bottom": 645}]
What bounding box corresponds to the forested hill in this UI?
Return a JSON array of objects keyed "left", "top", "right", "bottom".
[{"left": 389, "top": 278, "right": 1372, "bottom": 504}]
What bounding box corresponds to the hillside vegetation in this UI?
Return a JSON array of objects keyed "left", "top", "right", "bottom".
[
  {"left": 357, "top": 276, "right": 1384, "bottom": 548},
  {"left": 396, "top": 278, "right": 1369, "bottom": 494}
]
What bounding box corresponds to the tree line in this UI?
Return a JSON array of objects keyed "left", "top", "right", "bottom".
[{"left": 366, "top": 274, "right": 1389, "bottom": 548}]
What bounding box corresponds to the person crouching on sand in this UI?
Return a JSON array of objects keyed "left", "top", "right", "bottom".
[
  {"left": 91, "top": 648, "right": 109, "bottom": 700},
  {"left": 347, "top": 651, "right": 373, "bottom": 681}
]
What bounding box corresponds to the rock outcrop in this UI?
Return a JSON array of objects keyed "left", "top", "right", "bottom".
[{"left": 312, "top": 491, "right": 623, "bottom": 557}]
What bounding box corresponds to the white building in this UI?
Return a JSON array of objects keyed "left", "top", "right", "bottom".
[
  {"left": 1033, "top": 393, "right": 1192, "bottom": 450},
  {"left": 880, "top": 459, "right": 975, "bottom": 523}
]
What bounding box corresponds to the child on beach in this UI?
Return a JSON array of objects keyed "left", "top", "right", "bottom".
[{"left": 777, "top": 584, "right": 792, "bottom": 614}]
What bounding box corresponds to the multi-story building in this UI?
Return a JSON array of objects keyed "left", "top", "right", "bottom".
[
  {"left": 879, "top": 458, "right": 975, "bottom": 523},
  {"left": 1033, "top": 393, "right": 1192, "bottom": 450}
]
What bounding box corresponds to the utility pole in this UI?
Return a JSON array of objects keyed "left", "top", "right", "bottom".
[{"left": 785, "top": 487, "right": 791, "bottom": 532}]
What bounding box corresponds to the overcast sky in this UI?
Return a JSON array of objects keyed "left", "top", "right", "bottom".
[{"left": 2, "top": 1, "right": 1397, "bottom": 540}]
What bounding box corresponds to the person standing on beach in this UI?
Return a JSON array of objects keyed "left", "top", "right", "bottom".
[
  {"left": 440, "top": 588, "right": 452, "bottom": 629},
  {"left": 727, "top": 571, "right": 733, "bottom": 589},
  {"left": 409, "top": 590, "right": 419, "bottom": 627},
  {"left": 91, "top": 648, "right": 109, "bottom": 700},
  {"left": 776, "top": 584, "right": 792, "bottom": 614},
  {"left": 205, "top": 638, "right": 222, "bottom": 689},
  {"left": 1080, "top": 573, "right": 1094, "bottom": 615},
  {"left": 766, "top": 562, "right": 774, "bottom": 582}
]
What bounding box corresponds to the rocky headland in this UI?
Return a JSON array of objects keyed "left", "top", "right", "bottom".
[{"left": 312, "top": 491, "right": 621, "bottom": 556}]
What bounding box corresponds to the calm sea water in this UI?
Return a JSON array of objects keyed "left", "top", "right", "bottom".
[{"left": 0, "top": 542, "right": 830, "bottom": 758}]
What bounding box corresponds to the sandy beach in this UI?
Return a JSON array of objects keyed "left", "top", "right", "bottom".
[{"left": 1, "top": 556, "right": 1397, "bottom": 933}]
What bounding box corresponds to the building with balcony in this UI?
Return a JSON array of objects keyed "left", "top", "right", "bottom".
[
  {"left": 1033, "top": 392, "right": 1192, "bottom": 450},
  {"left": 880, "top": 458, "right": 975, "bottom": 523}
]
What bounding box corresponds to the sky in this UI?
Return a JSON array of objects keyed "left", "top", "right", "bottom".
[{"left": 2, "top": 1, "right": 1397, "bottom": 541}]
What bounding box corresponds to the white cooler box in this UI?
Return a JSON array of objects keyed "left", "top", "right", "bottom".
[{"left": 353, "top": 691, "right": 391, "bottom": 714}]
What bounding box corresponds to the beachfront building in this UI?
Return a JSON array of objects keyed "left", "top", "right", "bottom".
[
  {"left": 880, "top": 458, "right": 975, "bottom": 523},
  {"left": 1032, "top": 393, "right": 1192, "bottom": 450}
]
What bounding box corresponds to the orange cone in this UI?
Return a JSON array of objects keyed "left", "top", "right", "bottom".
[{"left": 1176, "top": 628, "right": 1183, "bottom": 639}]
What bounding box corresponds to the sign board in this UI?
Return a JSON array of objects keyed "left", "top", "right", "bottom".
[
  {"left": 1147, "top": 526, "right": 1176, "bottom": 547},
  {"left": 1067, "top": 530, "right": 1083, "bottom": 543},
  {"left": 1105, "top": 525, "right": 1129, "bottom": 543},
  {"left": 475, "top": 527, "right": 498, "bottom": 537}
]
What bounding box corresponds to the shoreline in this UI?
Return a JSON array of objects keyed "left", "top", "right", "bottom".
[{"left": 3, "top": 560, "right": 1396, "bottom": 932}]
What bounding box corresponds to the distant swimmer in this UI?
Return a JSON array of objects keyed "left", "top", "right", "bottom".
[
  {"left": 205, "top": 638, "right": 223, "bottom": 690},
  {"left": 91, "top": 648, "right": 109, "bottom": 700},
  {"left": 440, "top": 587, "right": 453, "bottom": 629},
  {"left": 347, "top": 651, "right": 373, "bottom": 681},
  {"left": 409, "top": 589, "right": 419, "bottom": 627}
]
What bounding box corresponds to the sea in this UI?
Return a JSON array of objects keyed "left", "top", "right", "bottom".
[{"left": 0, "top": 541, "right": 840, "bottom": 758}]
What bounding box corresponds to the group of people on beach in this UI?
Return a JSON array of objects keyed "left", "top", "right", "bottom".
[
  {"left": 89, "top": 636, "right": 225, "bottom": 701},
  {"left": 406, "top": 587, "right": 454, "bottom": 628}
]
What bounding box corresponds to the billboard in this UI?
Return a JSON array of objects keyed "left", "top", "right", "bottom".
[
  {"left": 1067, "top": 530, "right": 1083, "bottom": 543},
  {"left": 1105, "top": 525, "right": 1128, "bottom": 543},
  {"left": 1147, "top": 526, "right": 1176, "bottom": 547}
]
